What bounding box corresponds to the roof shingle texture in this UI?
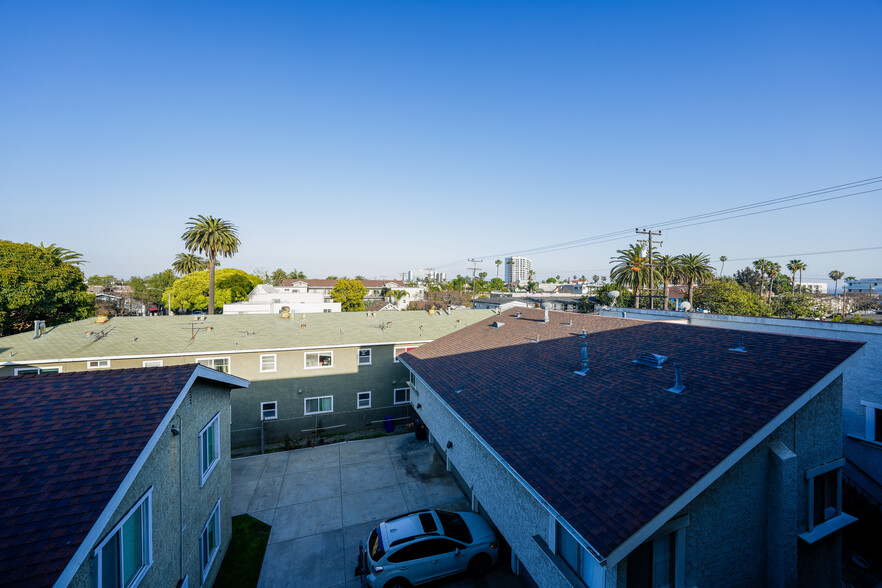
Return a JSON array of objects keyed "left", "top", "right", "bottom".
[
  {"left": 0, "top": 365, "right": 200, "bottom": 587},
  {"left": 401, "top": 308, "right": 864, "bottom": 558}
]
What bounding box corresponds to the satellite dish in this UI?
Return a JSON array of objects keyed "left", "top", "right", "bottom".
[
  {"left": 608, "top": 290, "right": 620, "bottom": 306},
  {"left": 679, "top": 301, "right": 692, "bottom": 312}
]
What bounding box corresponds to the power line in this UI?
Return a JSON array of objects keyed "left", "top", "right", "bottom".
[{"left": 724, "top": 246, "right": 882, "bottom": 263}]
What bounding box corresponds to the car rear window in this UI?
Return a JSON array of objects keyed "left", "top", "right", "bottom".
[
  {"left": 437, "top": 511, "right": 472, "bottom": 543},
  {"left": 369, "top": 528, "right": 385, "bottom": 560}
]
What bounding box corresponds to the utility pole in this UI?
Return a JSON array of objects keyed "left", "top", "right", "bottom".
[
  {"left": 467, "top": 258, "right": 482, "bottom": 304},
  {"left": 635, "top": 228, "right": 662, "bottom": 310}
]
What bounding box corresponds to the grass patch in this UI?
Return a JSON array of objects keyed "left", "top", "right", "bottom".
[{"left": 215, "top": 514, "right": 271, "bottom": 588}]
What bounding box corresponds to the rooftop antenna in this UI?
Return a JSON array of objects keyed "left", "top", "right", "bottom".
[
  {"left": 667, "top": 363, "right": 685, "bottom": 393},
  {"left": 574, "top": 342, "right": 589, "bottom": 376},
  {"left": 729, "top": 333, "right": 747, "bottom": 353}
]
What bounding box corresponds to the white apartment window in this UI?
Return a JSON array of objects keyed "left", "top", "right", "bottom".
[
  {"left": 142, "top": 360, "right": 163, "bottom": 368},
  {"left": 304, "top": 396, "right": 333, "bottom": 415},
  {"left": 555, "top": 523, "right": 599, "bottom": 586},
  {"left": 95, "top": 489, "right": 152, "bottom": 588},
  {"left": 260, "top": 354, "right": 277, "bottom": 373},
  {"left": 304, "top": 351, "right": 333, "bottom": 369},
  {"left": 88, "top": 360, "right": 111, "bottom": 369},
  {"left": 393, "top": 346, "right": 417, "bottom": 363},
  {"left": 200, "top": 500, "right": 221, "bottom": 582},
  {"left": 261, "top": 401, "right": 278, "bottom": 420},
  {"left": 393, "top": 388, "right": 410, "bottom": 405},
  {"left": 799, "top": 458, "right": 856, "bottom": 543},
  {"left": 197, "top": 357, "right": 230, "bottom": 374},
  {"left": 14, "top": 366, "right": 62, "bottom": 375},
  {"left": 357, "top": 391, "right": 371, "bottom": 409},
  {"left": 862, "top": 400, "right": 882, "bottom": 443},
  {"left": 199, "top": 414, "right": 221, "bottom": 486},
  {"left": 358, "top": 348, "right": 372, "bottom": 366}
]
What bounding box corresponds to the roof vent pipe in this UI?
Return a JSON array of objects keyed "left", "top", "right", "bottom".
[
  {"left": 581, "top": 329, "right": 587, "bottom": 338},
  {"left": 33, "top": 320, "right": 46, "bottom": 339},
  {"left": 544, "top": 308, "right": 549, "bottom": 323},
  {"left": 574, "top": 342, "right": 589, "bottom": 376},
  {"left": 729, "top": 333, "right": 747, "bottom": 353},
  {"left": 667, "top": 363, "right": 685, "bottom": 393},
  {"left": 515, "top": 312, "right": 521, "bottom": 318}
]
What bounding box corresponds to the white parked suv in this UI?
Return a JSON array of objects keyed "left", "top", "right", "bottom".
[{"left": 357, "top": 509, "right": 498, "bottom": 587}]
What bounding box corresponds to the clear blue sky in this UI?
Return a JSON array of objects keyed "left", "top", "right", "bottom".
[{"left": 2, "top": 1, "right": 880, "bottom": 284}]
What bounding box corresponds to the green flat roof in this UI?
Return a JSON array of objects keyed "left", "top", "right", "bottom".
[{"left": 0, "top": 309, "right": 495, "bottom": 363}]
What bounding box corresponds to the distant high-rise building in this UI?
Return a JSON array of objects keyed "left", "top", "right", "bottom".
[
  {"left": 505, "top": 256, "right": 532, "bottom": 285},
  {"left": 407, "top": 269, "right": 446, "bottom": 283}
]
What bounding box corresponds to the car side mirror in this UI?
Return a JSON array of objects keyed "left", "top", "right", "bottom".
[{"left": 455, "top": 548, "right": 461, "bottom": 556}]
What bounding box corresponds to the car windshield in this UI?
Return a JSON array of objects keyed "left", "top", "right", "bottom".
[
  {"left": 369, "top": 528, "right": 385, "bottom": 561},
  {"left": 437, "top": 511, "right": 472, "bottom": 543}
]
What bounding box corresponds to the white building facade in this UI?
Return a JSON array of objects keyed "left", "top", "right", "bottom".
[{"left": 504, "top": 256, "right": 532, "bottom": 285}]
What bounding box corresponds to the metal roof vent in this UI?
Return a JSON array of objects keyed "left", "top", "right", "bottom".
[
  {"left": 514, "top": 312, "right": 522, "bottom": 318},
  {"left": 491, "top": 321, "right": 505, "bottom": 328},
  {"left": 633, "top": 353, "right": 668, "bottom": 368},
  {"left": 544, "top": 308, "right": 549, "bottom": 323},
  {"left": 580, "top": 329, "right": 587, "bottom": 338},
  {"left": 667, "top": 363, "right": 685, "bottom": 393},
  {"left": 574, "top": 342, "right": 589, "bottom": 376},
  {"left": 729, "top": 333, "right": 747, "bottom": 353},
  {"left": 33, "top": 320, "right": 46, "bottom": 339}
]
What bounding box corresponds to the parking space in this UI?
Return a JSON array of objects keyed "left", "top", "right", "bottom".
[{"left": 232, "top": 434, "right": 519, "bottom": 588}]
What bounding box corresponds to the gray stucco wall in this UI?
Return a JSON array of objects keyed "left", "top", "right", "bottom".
[{"left": 68, "top": 379, "right": 232, "bottom": 588}]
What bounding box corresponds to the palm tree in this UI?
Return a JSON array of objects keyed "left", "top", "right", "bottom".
[
  {"left": 495, "top": 259, "right": 502, "bottom": 279},
  {"left": 181, "top": 215, "right": 241, "bottom": 314},
  {"left": 592, "top": 274, "right": 600, "bottom": 284},
  {"left": 655, "top": 255, "right": 681, "bottom": 311},
  {"left": 829, "top": 270, "right": 844, "bottom": 296},
  {"left": 786, "top": 260, "right": 804, "bottom": 294},
  {"left": 678, "top": 253, "right": 714, "bottom": 305},
  {"left": 766, "top": 262, "right": 781, "bottom": 303},
  {"left": 39, "top": 242, "right": 85, "bottom": 265},
  {"left": 719, "top": 255, "right": 727, "bottom": 277},
  {"left": 753, "top": 259, "right": 771, "bottom": 298},
  {"left": 610, "top": 244, "right": 658, "bottom": 308},
  {"left": 172, "top": 253, "right": 209, "bottom": 276}
]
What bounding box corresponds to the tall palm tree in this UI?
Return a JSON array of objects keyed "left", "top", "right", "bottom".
[
  {"left": 39, "top": 242, "right": 85, "bottom": 265},
  {"left": 719, "top": 255, "right": 727, "bottom": 277},
  {"left": 655, "top": 254, "right": 681, "bottom": 311},
  {"left": 182, "top": 215, "right": 241, "bottom": 314},
  {"left": 610, "top": 244, "right": 658, "bottom": 308},
  {"left": 829, "top": 270, "right": 844, "bottom": 296},
  {"left": 172, "top": 253, "right": 209, "bottom": 276},
  {"left": 795, "top": 260, "right": 807, "bottom": 292},
  {"left": 766, "top": 262, "right": 781, "bottom": 303},
  {"left": 753, "top": 259, "right": 771, "bottom": 298},
  {"left": 786, "top": 260, "right": 804, "bottom": 294},
  {"left": 678, "top": 253, "right": 714, "bottom": 305},
  {"left": 495, "top": 259, "right": 502, "bottom": 279}
]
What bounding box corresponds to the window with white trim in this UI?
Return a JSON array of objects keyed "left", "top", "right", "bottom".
[
  {"left": 261, "top": 401, "right": 278, "bottom": 420},
  {"left": 197, "top": 357, "right": 230, "bottom": 374},
  {"left": 625, "top": 533, "right": 675, "bottom": 588},
  {"left": 393, "top": 387, "right": 410, "bottom": 405},
  {"left": 199, "top": 414, "right": 221, "bottom": 486},
  {"left": 95, "top": 489, "right": 152, "bottom": 588},
  {"left": 357, "top": 391, "right": 371, "bottom": 409},
  {"left": 799, "top": 458, "right": 856, "bottom": 543},
  {"left": 142, "top": 360, "right": 163, "bottom": 368},
  {"left": 200, "top": 500, "right": 221, "bottom": 582},
  {"left": 358, "top": 348, "right": 371, "bottom": 366},
  {"left": 393, "top": 346, "right": 417, "bottom": 362},
  {"left": 304, "top": 351, "right": 333, "bottom": 368},
  {"left": 14, "top": 366, "right": 62, "bottom": 375},
  {"left": 304, "top": 396, "right": 333, "bottom": 415},
  {"left": 260, "top": 354, "right": 277, "bottom": 373},
  {"left": 862, "top": 400, "right": 882, "bottom": 443},
  {"left": 88, "top": 359, "right": 111, "bottom": 369}
]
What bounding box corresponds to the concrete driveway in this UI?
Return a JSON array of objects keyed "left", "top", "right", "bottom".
[{"left": 232, "top": 434, "right": 516, "bottom": 588}]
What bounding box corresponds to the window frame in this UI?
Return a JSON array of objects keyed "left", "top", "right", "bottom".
[
  {"left": 805, "top": 459, "right": 844, "bottom": 532},
  {"left": 861, "top": 400, "right": 882, "bottom": 443},
  {"left": 304, "top": 395, "right": 334, "bottom": 415},
  {"left": 304, "top": 351, "right": 334, "bottom": 369},
  {"left": 199, "top": 413, "right": 221, "bottom": 487},
  {"left": 261, "top": 401, "right": 278, "bottom": 421},
  {"left": 259, "top": 354, "right": 277, "bottom": 373},
  {"left": 14, "top": 366, "right": 62, "bottom": 375},
  {"left": 142, "top": 360, "right": 163, "bottom": 368},
  {"left": 393, "top": 387, "right": 410, "bottom": 405},
  {"left": 393, "top": 346, "right": 417, "bottom": 363},
  {"left": 358, "top": 348, "right": 372, "bottom": 366},
  {"left": 357, "top": 391, "right": 372, "bottom": 409},
  {"left": 196, "top": 357, "right": 230, "bottom": 374},
  {"left": 94, "top": 488, "right": 153, "bottom": 588},
  {"left": 200, "top": 499, "right": 222, "bottom": 583},
  {"left": 88, "top": 359, "right": 111, "bottom": 369}
]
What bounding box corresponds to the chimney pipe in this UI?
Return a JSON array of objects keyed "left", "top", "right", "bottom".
[
  {"left": 544, "top": 308, "right": 549, "bottom": 323},
  {"left": 667, "top": 363, "right": 685, "bottom": 393},
  {"left": 33, "top": 320, "right": 46, "bottom": 339},
  {"left": 574, "top": 342, "right": 590, "bottom": 375}
]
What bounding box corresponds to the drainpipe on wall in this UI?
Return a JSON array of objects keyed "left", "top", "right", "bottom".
[{"left": 178, "top": 414, "right": 185, "bottom": 582}]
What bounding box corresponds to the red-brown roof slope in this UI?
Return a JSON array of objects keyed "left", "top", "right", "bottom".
[
  {"left": 401, "top": 308, "right": 864, "bottom": 558},
  {"left": 0, "top": 365, "right": 202, "bottom": 587}
]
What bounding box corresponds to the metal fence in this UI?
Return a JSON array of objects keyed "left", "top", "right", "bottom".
[{"left": 231, "top": 404, "right": 414, "bottom": 454}]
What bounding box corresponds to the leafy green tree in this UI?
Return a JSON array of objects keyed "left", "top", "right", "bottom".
[
  {"left": 270, "top": 268, "right": 288, "bottom": 286},
  {"left": 131, "top": 270, "right": 177, "bottom": 307},
  {"left": 172, "top": 253, "right": 209, "bottom": 276},
  {"left": 594, "top": 282, "right": 634, "bottom": 307},
  {"left": 678, "top": 253, "right": 714, "bottom": 305},
  {"left": 164, "top": 268, "right": 259, "bottom": 313},
  {"left": 489, "top": 277, "right": 505, "bottom": 291},
  {"left": 39, "top": 242, "right": 85, "bottom": 265},
  {"left": 449, "top": 275, "right": 468, "bottom": 291},
  {"left": 772, "top": 292, "right": 823, "bottom": 319},
  {"left": 181, "top": 215, "right": 241, "bottom": 315},
  {"left": 330, "top": 279, "right": 368, "bottom": 311},
  {"left": 545, "top": 277, "right": 557, "bottom": 283},
  {"left": 733, "top": 266, "right": 762, "bottom": 294},
  {"left": 326, "top": 275, "right": 339, "bottom": 280},
  {"left": 829, "top": 270, "right": 844, "bottom": 296},
  {"left": 87, "top": 275, "right": 123, "bottom": 287},
  {"left": 692, "top": 279, "right": 769, "bottom": 317},
  {"left": 288, "top": 270, "right": 307, "bottom": 280},
  {"left": 0, "top": 240, "right": 94, "bottom": 335}
]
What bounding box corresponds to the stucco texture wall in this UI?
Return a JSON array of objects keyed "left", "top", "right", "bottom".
[{"left": 68, "top": 379, "right": 232, "bottom": 588}]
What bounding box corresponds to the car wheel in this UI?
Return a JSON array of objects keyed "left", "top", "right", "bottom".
[
  {"left": 383, "top": 578, "right": 412, "bottom": 588},
  {"left": 468, "top": 553, "right": 492, "bottom": 577}
]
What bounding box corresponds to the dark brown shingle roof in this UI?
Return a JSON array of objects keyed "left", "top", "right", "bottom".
[{"left": 401, "top": 308, "right": 864, "bottom": 557}]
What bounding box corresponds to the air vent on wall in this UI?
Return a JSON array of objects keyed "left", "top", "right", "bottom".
[{"left": 633, "top": 353, "right": 667, "bottom": 368}]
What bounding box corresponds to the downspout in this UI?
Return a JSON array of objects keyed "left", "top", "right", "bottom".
[{"left": 179, "top": 414, "right": 185, "bottom": 582}]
